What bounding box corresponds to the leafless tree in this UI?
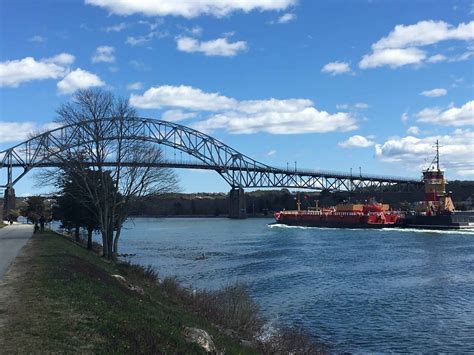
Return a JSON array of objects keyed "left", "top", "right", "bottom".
[{"left": 44, "top": 89, "right": 178, "bottom": 258}]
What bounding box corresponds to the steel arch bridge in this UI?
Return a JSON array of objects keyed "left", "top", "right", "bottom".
[{"left": 1, "top": 117, "right": 422, "bottom": 217}]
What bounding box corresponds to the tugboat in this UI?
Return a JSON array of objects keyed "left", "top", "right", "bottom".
[
  {"left": 400, "top": 141, "right": 474, "bottom": 230},
  {"left": 274, "top": 141, "right": 474, "bottom": 230}
]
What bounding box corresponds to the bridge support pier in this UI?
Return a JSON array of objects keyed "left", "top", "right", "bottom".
[
  {"left": 2, "top": 187, "right": 16, "bottom": 221},
  {"left": 228, "top": 187, "right": 246, "bottom": 219}
]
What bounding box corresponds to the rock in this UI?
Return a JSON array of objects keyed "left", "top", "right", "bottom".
[
  {"left": 183, "top": 327, "right": 217, "bottom": 353},
  {"left": 111, "top": 274, "right": 127, "bottom": 283},
  {"left": 111, "top": 274, "right": 145, "bottom": 295},
  {"left": 128, "top": 285, "right": 144, "bottom": 295}
]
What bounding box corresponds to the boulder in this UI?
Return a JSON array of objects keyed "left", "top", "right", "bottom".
[{"left": 183, "top": 327, "right": 217, "bottom": 353}]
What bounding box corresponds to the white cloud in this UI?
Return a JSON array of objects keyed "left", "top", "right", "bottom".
[
  {"left": 338, "top": 135, "right": 375, "bottom": 148},
  {"left": 416, "top": 100, "right": 473, "bottom": 126},
  {"left": 401, "top": 112, "right": 409, "bottom": 122},
  {"left": 359, "top": 47, "right": 426, "bottom": 69},
  {"left": 162, "top": 109, "right": 197, "bottom": 122},
  {"left": 321, "top": 61, "right": 351, "bottom": 75},
  {"left": 126, "top": 30, "right": 168, "bottom": 46},
  {"left": 267, "top": 150, "right": 277, "bottom": 156},
  {"left": 420, "top": 88, "right": 447, "bottom": 97},
  {"left": 375, "top": 129, "right": 474, "bottom": 176},
  {"left": 92, "top": 46, "right": 115, "bottom": 63},
  {"left": 360, "top": 20, "right": 474, "bottom": 69},
  {"left": 44, "top": 53, "right": 75, "bottom": 65},
  {"left": 354, "top": 102, "right": 369, "bottom": 109},
  {"left": 0, "top": 122, "right": 35, "bottom": 143},
  {"left": 57, "top": 68, "right": 105, "bottom": 94},
  {"left": 427, "top": 54, "right": 447, "bottom": 63},
  {"left": 0, "top": 53, "right": 74, "bottom": 87},
  {"left": 85, "top": 0, "right": 296, "bottom": 18},
  {"left": 105, "top": 22, "right": 128, "bottom": 32},
  {"left": 372, "top": 20, "right": 474, "bottom": 50},
  {"left": 130, "top": 85, "right": 236, "bottom": 110},
  {"left": 29, "top": 35, "right": 47, "bottom": 43},
  {"left": 277, "top": 13, "right": 296, "bottom": 24},
  {"left": 336, "top": 103, "right": 369, "bottom": 110},
  {"left": 126, "top": 81, "right": 143, "bottom": 90},
  {"left": 176, "top": 36, "right": 247, "bottom": 57},
  {"left": 406, "top": 126, "right": 420, "bottom": 135},
  {"left": 0, "top": 121, "right": 58, "bottom": 143},
  {"left": 130, "top": 84, "right": 358, "bottom": 135}
]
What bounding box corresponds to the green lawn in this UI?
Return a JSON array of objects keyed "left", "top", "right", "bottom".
[{"left": 0, "top": 231, "right": 256, "bottom": 353}]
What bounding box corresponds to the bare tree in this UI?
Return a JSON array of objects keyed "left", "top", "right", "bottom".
[{"left": 46, "top": 89, "right": 178, "bottom": 259}]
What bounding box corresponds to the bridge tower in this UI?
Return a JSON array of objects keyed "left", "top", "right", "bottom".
[
  {"left": 229, "top": 187, "right": 247, "bottom": 219},
  {"left": 2, "top": 186, "right": 16, "bottom": 220}
]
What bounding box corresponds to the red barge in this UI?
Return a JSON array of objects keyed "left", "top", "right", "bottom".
[{"left": 274, "top": 141, "right": 474, "bottom": 230}]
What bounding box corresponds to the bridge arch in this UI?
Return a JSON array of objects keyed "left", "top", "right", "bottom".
[{"left": 0, "top": 117, "right": 272, "bottom": 189}]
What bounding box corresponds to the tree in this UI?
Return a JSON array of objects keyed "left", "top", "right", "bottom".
[
  {"left": 20, "top": 196, "right": 48, "bottom": 224},
  {"left": 46, "top": 89, "right": 178, "bottom": 259},
  {"left": 53, "top": 169, "right": 103, "bottom": 248}
]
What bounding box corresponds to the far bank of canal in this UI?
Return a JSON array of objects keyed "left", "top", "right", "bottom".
[{"left": 117, "top": 217, "right": 474, "bottom": 353}]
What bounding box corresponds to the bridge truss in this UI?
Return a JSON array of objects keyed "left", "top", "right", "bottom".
[{"left": 0, "top": 117, "right": 422, "bottom": 192}]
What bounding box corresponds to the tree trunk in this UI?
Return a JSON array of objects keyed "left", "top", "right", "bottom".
[
  {"left": 101, "top": 230, "right": 108, "bottom": 258},
  {"left": 113, "top": 227, "right": 121, "bottom": 255},
  {"left": 74, "top": 225, "right": 80, "bottom": 242},
  {"left": 87, "top": 227, "right": 93, "bottom": 250}
]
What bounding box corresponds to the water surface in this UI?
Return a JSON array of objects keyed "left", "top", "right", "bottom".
[{"left": 118, "top": 217, "right": 474, "bottom": 353}]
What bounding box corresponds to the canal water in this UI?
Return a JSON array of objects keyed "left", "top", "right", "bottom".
[{"left": 118, "top": 217, "right": 474, "bottom": 353}]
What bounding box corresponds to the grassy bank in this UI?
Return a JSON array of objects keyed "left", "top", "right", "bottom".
[{"left": 0, "top": 231, "right": 257, "bottom": 353}]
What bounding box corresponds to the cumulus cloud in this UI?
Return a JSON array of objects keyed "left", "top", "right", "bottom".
[
  {"left": 277, "top": 13, "right": 296, "bottom": 24},
  {"left": 57, "top": 68, "right": 105, "bottom": 94},
  {"left": 92, "top": 46, "right": 115, "bottom": 63},
  {"left": 321, "top": 61, "right": 351, "bottom": 75},
  {"left": 176, "top": 36, "right": 247, "bottom": 57},
  {"left": 130, "top": 84, "right": 357, "bottom": 135},
  {"left": 338, "top": 135, "right": 375, "bottom": 148},
  {"left": 401, "top": 112, "right": 409, "bottom": 122},
  {"left": 359, "top": 47, "right": 426, "bottom": 69},
  {"left": 420, "top": 88, "right": 447, "bottom": 97},
  {"left": 85, "top": 0, "right": 296, "bottom": 18},
  {"left": 126, "top": 81, "right": 143, "bottom": 90},
  {"left": 44, "top": 53, "right": 76, "bottom": 65},
  {"left": 130, "top": 85, "right": 236, "bottom": 111},
  {"left": 427, "top": 54, "right": 447, "bottom": 63},
  {"left": 416, "top": 100, "right": 473, "bottom": 126},
  {"left": 359, "top": 20, "right": 474, "bottom": 69},
  {"left": 0, "top": 53, "right": 74, "bottom": 87},
  {"left": 375, "top": 129, "right": 474, "bottom": 176},
  {"left": 406, "top": 126, "right": 420, "bottom": 135},
  {"left": 0, "top": 121, "right": 58, "bottom": 143},
  {"left": 162, "top": 109, "right": 197, "bottom": 122}
]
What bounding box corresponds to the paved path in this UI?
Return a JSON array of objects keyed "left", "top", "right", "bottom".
[{"left": 0, "top": 224, "right": 33, "bottom": 280}]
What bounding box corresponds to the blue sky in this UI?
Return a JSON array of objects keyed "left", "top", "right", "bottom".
[{"left": 0, "top": 0, "right": 473, "bottom": 195}]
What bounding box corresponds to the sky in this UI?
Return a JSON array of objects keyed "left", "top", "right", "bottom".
[{"left": 0, "top": 0, "right": 473, "bottom": 196}]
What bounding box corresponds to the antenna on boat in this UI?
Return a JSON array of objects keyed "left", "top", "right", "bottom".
[{"left": 433, "top": 140, "right": 441, "bottom": 171}]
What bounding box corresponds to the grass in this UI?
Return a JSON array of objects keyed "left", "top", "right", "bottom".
[
  {"left": 0, "top": 231, "right": 258, "bottom": 353},
  {"left": 0, "top": 221, "right": 6, "bottom": 228}
]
